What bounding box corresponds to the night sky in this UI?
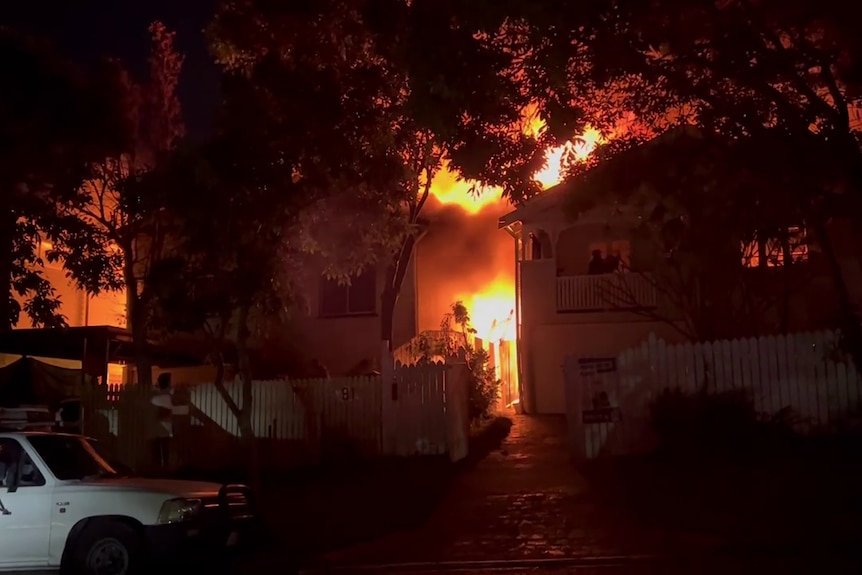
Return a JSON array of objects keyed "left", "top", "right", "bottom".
[{"left": 2, "top": 0, "right": 221, "bottom": 140}]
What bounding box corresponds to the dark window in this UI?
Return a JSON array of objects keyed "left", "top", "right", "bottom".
[
  {"left": 26, "top": 435, "right": 118, "bottom": 481},
  {"left": 0, "top": 438, "right": 46, "bottom": 487},
  {"left": 320, "top": 268, "right": 377, "bottom": 316},
  {"left": 741, "top": 226, "right": 809, "bottom": 268}
]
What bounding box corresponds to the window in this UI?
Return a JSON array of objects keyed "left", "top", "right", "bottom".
[
  {"left": 589, "top": 240, "right": 631, "bottom": 264},
  {"left": 0, "top": 439, "right": 46, "bottom": 487},
  {"left": 587, "top": 239, "right": 631, "bottom": 274},
  {"left": 26, "top": 435, "right": 118, "bottom": 481},
  {"left": 526, "top": 230, "right": 553, "bottom": 261},
  {"left": 741, "top": 226, "right": 809, "bottom": 268},
  {"left": 319, "top": 268, "right": 377, "bottom": 317}
]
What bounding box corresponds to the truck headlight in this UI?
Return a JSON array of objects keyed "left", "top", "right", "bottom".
[{"left": 157, "top": 498, "right": 202, "bottom": 524}]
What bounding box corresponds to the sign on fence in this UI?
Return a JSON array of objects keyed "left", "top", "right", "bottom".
[{"left": 577, "top": 357, "right": 622, "bottom": 427}]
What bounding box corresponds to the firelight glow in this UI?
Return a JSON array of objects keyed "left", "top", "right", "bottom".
[{"left": 429, "top": 120, "right": 603, "bottom": 343}]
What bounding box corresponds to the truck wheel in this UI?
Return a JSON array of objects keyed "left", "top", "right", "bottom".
[{"left": 71, "top": 520, "right": 144, "bottom": 575}]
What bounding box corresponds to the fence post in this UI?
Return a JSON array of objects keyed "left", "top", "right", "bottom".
[
  {"left": 562, "top": 355, "right": 587, "bottom": 461},
  {"left": 445, "top": 349, "right": 470, "bottom": 462},
  {"left": 381, "top": 340, "right": 395, "bottom": 455}
]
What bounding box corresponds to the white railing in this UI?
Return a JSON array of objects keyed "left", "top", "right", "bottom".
[{"left": 556, "top": 272, "right": 658, "bottom": 312}]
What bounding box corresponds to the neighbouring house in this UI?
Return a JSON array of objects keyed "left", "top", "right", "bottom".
[
  {"left": 2, "top": 239, "right": 129, "bottom": 379},
  {"left": 14, "top": 240, "right": 127, "bottom": 331},
  {"left": 499, "top": 128, "right": 856, "bottom": 414},
  {"left": 5, "top": 239, "right": 213, "bottom": 386}
]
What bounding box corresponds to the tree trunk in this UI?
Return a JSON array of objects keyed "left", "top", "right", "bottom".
[
  {"left": 123, "top": 251, "right": 152, "bottom": 387},
  {"left": 235, "top": 304, "right": 260, "bottom": 491},
  {"left": 0, "top": 200, "right": 15, "bottom": 334},
  {"left": 381, "top": 286, "right": 397, "bottom": 350},
  {"left": 811, "top": 217, "right": 862, "bottom": 372},
  {"left": 381, "top": 235, "right": 417, "bottom": 351}
]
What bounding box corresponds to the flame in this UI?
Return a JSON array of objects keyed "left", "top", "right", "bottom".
[
  {"left": 427, "top": 162, "right": 504, "bottom": 214},
  {"left": 428, "top": 110, "right": 604, "bottom": 406},
  {"left": 533, "top": 128, "right": 603, "bottom": 188},
  {"left": 453, "top": 276, "right": 516, "bottom": 342},
  {"left": 431, "top": 109, "right": 603, "bottom": 212}
]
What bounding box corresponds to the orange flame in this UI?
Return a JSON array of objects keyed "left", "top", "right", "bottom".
[
  {"left": 427, "top": 164, "right": 503, "bottom": 215},
  {"left": 427, "top": 110, "right": 604, "bottom": 403},
  {"left": 430, "top": 114, "right": 603, "bottom": 341}
]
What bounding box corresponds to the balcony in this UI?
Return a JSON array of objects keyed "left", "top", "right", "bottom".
[{"left": 556, "top": 273, "right": 658, "bottom": 313}]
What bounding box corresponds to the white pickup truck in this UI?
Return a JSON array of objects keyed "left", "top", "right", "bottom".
[{"left": 0, "top": 430, "right": 254, "bottom": 574}]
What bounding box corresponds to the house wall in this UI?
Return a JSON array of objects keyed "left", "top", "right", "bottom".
[
  {"left": 513, "top": 214, "right": 852, "bottom": 414},
  {"left": 291, "top": 257, "right": 418, "bottom": 376},
  {"left": 12, "top": 248, "right": 126, "bottom": 330},
  {"left": 523, "top": 319, "right": 685, "bottom": 414}
]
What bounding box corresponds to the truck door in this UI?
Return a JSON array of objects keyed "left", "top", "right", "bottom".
[{"left": 0, "top": 437, "right": 52, "bottom": 569}]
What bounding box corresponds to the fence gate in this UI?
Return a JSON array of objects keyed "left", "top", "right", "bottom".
[{"left": 445, "top": 360, "right": 470, "bottom": 462}]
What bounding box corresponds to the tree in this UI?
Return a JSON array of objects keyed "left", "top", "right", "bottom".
[
  {"left": 572, "top": 128, "right": 822, "bottom": 341},
  {"left": 143, "top": 53, "right": 406, "bottom": 480},
  {"left": 144, "top": 137, "right": 294, "bottom": 485},
  {"left": 210, "top": 0, "right": 542, "bottom": 350},
  {"left": 0, "top": 28, "right": 127, "bottom": 332},
  {"left": 406, "top": 0, "right": 862, "bottom": 362},
  {"left": 53, "top": 22, "right": 185, "bottom": 386}
]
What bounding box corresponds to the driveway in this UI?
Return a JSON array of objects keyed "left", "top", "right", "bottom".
[
  {"left": 234, "top": 415, "right": 860, "bottom": 574},
  {"left": 301, "top": 415, "right": 715, "bottom": 571}
]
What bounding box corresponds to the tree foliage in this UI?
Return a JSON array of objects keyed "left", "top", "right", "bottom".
[
  {"left": 0, "top": 28, "right": 128, "bottom": 331},
  {"left": 570, "top": 128, "right": 824, "bottom": 340},
  {"left": 49, "top": 22, "right": 185, "bottom": 386},
  {"left": 208, "top": 0, "right": 558, "bottom": 348},
  {"left": 420, "top": 0, "right": 862, "bottom": 361}
]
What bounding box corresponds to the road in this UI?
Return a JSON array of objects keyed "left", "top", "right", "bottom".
[{"left": 233, "top": 415, "right": 862, "bottom": 575}]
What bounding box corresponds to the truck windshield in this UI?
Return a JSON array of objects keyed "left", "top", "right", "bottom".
[{"left": 27, "top": 435, "right": 119, "bottom": 480}]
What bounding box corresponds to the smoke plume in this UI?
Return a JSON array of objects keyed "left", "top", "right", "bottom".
[{"left": 415, "top": 194, "right": 515, "bottom": 332}]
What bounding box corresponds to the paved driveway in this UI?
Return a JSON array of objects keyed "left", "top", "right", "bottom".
[
  {"left": 303, "top": 416, "right": 717, "bottom": 571},
  {"left": 233, "top": 415, "right": 859, "bottom": 574}
]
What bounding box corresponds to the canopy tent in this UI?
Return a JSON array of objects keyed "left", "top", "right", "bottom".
[
  {"left": 0, "top": 326, "right": 204, "bottom": 383},
  {"left": 0, "top": 356, "right": 87, "bottom": 408}
]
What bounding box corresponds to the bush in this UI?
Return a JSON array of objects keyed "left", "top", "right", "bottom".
[
  {"left": 407, "top": 301, "right": 502, "bottom": 424},
  {"left": 466, "top": 347, "right": 500, "bottom": 422},
  {"left": 649, "top": 387, "right": 777, "bottom": 456}
]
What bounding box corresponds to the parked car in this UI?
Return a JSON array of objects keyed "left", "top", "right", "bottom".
[{"left": 0, "top": 424, "right": 254, "bottom": 574}]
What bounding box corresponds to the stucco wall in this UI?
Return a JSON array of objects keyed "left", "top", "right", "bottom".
[
  {"left": 292, "top": 256, "right": 418, "bottom": 376},
  {"left": 13, "top": 261, "right": 126, "bottom": 330},
  {"left": 523, "top": 320, "right": 685, "bottom": 414}
]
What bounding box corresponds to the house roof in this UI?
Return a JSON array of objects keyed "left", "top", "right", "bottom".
[{"left": 498, "top": 125, "right": 711, "bottom": 230}]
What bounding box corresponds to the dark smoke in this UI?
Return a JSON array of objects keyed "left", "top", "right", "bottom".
[{"left": 415, "top": 194, "right": 515, "bottom": 332}]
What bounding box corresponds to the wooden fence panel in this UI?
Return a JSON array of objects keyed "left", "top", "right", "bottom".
[
  {"left": 80, "top": 361, "right": 458, "bottom": 472},
  {"left": 564, "top": 330, "right": 862, "bottom": 459}
]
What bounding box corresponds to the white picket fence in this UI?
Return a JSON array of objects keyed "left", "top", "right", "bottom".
[
  {"left": 82, "top": 360, "right": 471, "bottom": 473},
  {"left": 563, "top": 331, "right": 862, "bottom": 459}
]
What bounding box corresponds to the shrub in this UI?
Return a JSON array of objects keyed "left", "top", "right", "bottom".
[
  {"left": 466, "top": 347, "right": 500, "bottom": 422},
  {"left": 407, "top": 301, "right": 502, "bottom": 424},
  {"left": 649, "top": 387, "right": 765, "bottom": 456}
]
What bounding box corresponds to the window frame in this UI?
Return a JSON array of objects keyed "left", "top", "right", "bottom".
[
  {"left": 0, "top": 438, "right": 47, "bottom": 488},
  {"left": 740, "top": 225, "right": 810, "bottom": 269},
  {"left": 318, "top": 268, "right": 378, "bottom": 317}
]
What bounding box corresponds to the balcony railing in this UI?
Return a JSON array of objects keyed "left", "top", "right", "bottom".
[{"left": 556, "top": 272, "right": 658, "bottom": 313}]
